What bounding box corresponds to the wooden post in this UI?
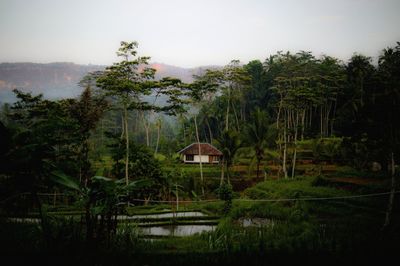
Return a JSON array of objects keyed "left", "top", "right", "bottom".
[{"left": 383, "top": 152, "right": 396, "bottom": 229}]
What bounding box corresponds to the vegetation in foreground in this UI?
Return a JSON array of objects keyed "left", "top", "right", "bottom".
[
  {"left": 0, "top": 41, "right": 400, "bottom": 265},
  {"left": 1, "top": 174, "right": 399, "bottom": 265}
]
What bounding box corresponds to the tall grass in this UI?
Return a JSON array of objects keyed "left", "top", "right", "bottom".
[{"left": 1, "top": 173, "right": 399, "bottom": 265}]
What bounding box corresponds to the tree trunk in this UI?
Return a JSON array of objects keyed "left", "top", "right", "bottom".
[
  {"left": 320, "top": 106, "right": 323, "bottom": 138},
  {"left": 124, "top": 105, "right": 129, "bottom": 185},
  {"left": 205, "top": 118, "right": 213, "bottom": 144},
  {"left": 276, "top": 96, "right": 282, "bottom": 129},
  {"left": 176, "top": 183, "right": 179, "bottom": 211},
  {"left": 155, "top": 120, "right": 161, "bottom": 155},
  {"left": 194, "top": 115, "right": 205, "bottom": 197},
  {"left": 383, "top": 152, "right": 396, "bottom": 229},
  {"left": 141, "top": 112, "right": 150, "bottom": 147},
  {"left": 241, "top": 99, "right": 246, "bottom": 122},
  {"left": 291, "top": 111, "right": 299, "bottom": 179},
  {"left": 145, "top": 125, "right": 150, "bottom": 146},
  {"left": 225, "top": 90, "right": 230, "bottom": 131},
  {"left": 226, "top": 163, "right": 231, "bottom": 185},
  {"left": 301, "top": 109, "right": 306, "bottom": 141},
  {"left": 325, "top": 102, "right": 332, "bottom": 137},
  {"left": 283, "top": 111, "right": 288, "bottom": 179},
  {"left": 220, "top": 159, "right": 225, "bottom": 186},
  {"left": 82, "top": 137, "right": 90, "bottom": 187},
  {"left": 120, "top": 114, "right": 124, "bottom": 139},
  {"left": 276, "top": 93, "right": 284, "bottom": 179},
  {"left": 232, "top": 100, "right": 240, "bottom": 133},
  {"left": 182, "top": 116, "right": 187, "bottom": 146},
  {"left": 330, "top": 98, "right": 338, "bottom": 136},
  {"left": 101, "top": 119, "right": 104, "bottom": 150}
]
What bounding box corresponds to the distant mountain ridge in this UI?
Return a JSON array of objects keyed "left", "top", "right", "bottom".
[
  {"left": 0, "top": 62, "right": 104, "bottom": 102},
  {"left": 0, "top": 62, "right": 218, "bottom": 103}
]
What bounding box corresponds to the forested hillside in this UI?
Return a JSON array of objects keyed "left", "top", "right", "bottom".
[{"left": 0, "top": 62, "right": 209, "bottom": 103}]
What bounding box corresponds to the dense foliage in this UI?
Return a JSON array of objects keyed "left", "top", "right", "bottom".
[{"left": 0, "top": 41, "right": 399, "bottom": 264}]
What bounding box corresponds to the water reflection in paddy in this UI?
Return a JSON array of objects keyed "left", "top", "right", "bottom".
[
  {"left": 118, "top": 211, "right": 206, "bottom": 220},
  {"left": 140, "top": 224, "right": 216, "bottom": 237}
]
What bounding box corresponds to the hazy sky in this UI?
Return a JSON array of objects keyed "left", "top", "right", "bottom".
[{"left": 0, "top": 0, "right": 399, "bottom": 67}]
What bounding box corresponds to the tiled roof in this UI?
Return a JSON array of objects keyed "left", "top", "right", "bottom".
[{"left": 178, "top": 143, "right": 223, "bottom": 156}]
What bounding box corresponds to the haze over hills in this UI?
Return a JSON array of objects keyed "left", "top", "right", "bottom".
[{"left": 0, "top": 62, "right": 216, "bottom": 103}]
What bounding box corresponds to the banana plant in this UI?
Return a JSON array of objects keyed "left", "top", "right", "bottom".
[{"left": 52, "top": 171, "right": 149, "bottom": 242}]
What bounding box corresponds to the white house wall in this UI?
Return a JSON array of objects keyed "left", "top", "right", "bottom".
[
  {"left": 184, "top": 155, "right": 210, "bottom": 163},
  {"left": 194, "top": 155, "right": 209, "bottom": 163}
]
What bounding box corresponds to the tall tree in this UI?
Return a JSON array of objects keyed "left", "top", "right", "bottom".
[
  {"left": 268, "top": 51, "right": 344, "bottom": 177},
  {"left": 71, "top": 75, "right": 108, "bottom": 186},
  {"left": 189, "top": 71, "right": 219, "bottom": 196},
  {"left": 216, "top": 130, "right": 241, "bottom": 185},
  {"left": 375, "top": 43, "right": 400, "bottom": 229},
  {"left": 336, "top": 54, "right": 375, "bottom": 137},
  {"left": 97, "top": 41, "right": 154, "bottom": 185},
  {"left": 97, "top": 41, "right": 185, "bottom": 185},
  {"left": 245, "top": 108, "right": 273, "bottom": 179},
  {"left": 3, "top": 90, "right": 81, "bottom": 245},
  {"left": 221, "top": 60, "right": 251, "bottom": 132}
]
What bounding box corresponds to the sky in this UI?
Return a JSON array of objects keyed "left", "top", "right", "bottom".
[{"left": 0, "top": 0, "right": 399, "bottom": 68}]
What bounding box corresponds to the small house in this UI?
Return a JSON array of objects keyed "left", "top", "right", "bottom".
[{"left": 178, "top": 143, "right": 223, "bottom": 164}]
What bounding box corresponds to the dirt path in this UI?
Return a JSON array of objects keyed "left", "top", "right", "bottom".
[{"left": 328, "top": 177, "right": 384, "bottom": 185}]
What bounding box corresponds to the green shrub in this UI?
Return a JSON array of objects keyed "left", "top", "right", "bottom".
[{"left": 217, "top": 183, "right": 233, "bottom": 214}]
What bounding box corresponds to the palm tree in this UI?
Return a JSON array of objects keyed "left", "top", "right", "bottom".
[
  {"left": 216, "top": 130, "right": 241, "bottom": 185},
  {"left": 245, "top": 108, "right": 272, "bottom": 179}
]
